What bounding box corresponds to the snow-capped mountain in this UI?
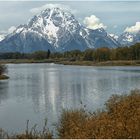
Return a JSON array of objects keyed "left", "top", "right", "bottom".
[
  {"left": 0, "top": 7, "right": 119, "bottom": 53},
  {"left": 80, "top": 28, "right": 120, "bottom": 48},
  {"left": 118, "top": 31, "right": 140, "bottom": 46}
]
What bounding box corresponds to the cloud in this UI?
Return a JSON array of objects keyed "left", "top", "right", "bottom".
[
  {"left": 83, "top": 15, "right": 107, "bottom": 30},
  {"left": 8, "top": 26, "right": 16, "bottom": 33},
  {"left": 30, "top": 3, "right": 77, "bottom": 14},
  {"left": 0, "top": 26, "right": 16, "bottom": 35},
  {"left": 0, "top": 30, "right": 7, "bottom": 34},
  {"left": 125, "top": 22, "right": 140, "bottom": 33}
]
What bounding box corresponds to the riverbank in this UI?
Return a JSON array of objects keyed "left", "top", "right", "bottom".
[
  {"left": 56, "top": 60, "right": 140, "bottom": 66},
  {"left": 0, "top": 59, "right": 140, "bottom": 66},
  {"left": 0, "top": 89, "right": 140, "bottom": 139},
  {"left": 0, "top": 74, "right": 9, "bottom": 80}
]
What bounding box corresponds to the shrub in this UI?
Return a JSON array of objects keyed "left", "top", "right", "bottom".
[
  {"left": 57, "top": 109, "right": 88, "bottom": 139},
  {"left": 57, "top": 90, "right": 140, "bottom": 139}
]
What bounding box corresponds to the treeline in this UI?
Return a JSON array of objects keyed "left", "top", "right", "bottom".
[
  {"left": 55, "top": 43, "right": 140, "bottom": 61},
  {"left": 0, "top": 50, "right": 51, "bottom": 60},
  {"left": 0, "top": 43, "right": 140, "bottom": 61}
]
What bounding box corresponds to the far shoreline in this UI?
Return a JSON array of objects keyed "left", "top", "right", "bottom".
[{"left": 0, "top": 59, "right": 140, "bottom": 66}]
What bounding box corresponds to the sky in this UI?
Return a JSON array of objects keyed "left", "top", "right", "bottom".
[{"left": 0, "top": 1, "right": 140, "bottom": 36}]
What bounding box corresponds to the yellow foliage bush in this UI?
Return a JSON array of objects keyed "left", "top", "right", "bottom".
[{"left": 57, "top": 90, "right": 140, "bottom": 139}]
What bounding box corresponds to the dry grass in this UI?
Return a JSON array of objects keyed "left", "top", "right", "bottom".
[
  {"left": 0, "top": 120, "right": 52, "bottom": 139},
  {"left": 1, "top": 59, "right": 140, "bottom": 66},
  {"left": 57, "top": 90, "right": 140, "bottom": 139},
  {"left": 57, "top": 60, "right": 140, "bottom": 66},
  {"left": 0, "top": 90, "right": 140, "bottom": 139}
]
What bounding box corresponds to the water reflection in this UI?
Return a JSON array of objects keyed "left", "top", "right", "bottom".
[
  {"left": 0, "top": 64, "right": 140, "bottom": 132},
  {"left": 0, "top": 81, "right": 9, "bottom": 104}
]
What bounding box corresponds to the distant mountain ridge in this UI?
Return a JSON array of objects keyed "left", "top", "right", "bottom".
[
  {"left": 118, "top": 31, "right": 140, "bottom": 46},
  {"left": 0, "top": 7, "right": 121, "bottom": 53}
]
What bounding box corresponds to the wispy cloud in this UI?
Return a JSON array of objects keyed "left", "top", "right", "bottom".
[
  {"left": 0, "top": 26, "right": 16, "bottom": 35},
  {"left": 83, "top": 15, "right": 107, "bottom": 30},
  {"left": 30, "top": 3, "right": 77, "bottom": 14}
]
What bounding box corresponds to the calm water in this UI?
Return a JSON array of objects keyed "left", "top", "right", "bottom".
[{"left": 0, "top": 63, "right": 140, "bottom": 133}]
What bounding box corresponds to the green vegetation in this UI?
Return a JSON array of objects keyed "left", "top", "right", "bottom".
[
  {"left": 0, "top": 43, "right": 139, "bottom": 61},
  {"left": 0, "top": 49, "right": 51, "bottom": 60},
  {"left": 0, "top": 90, "right": 140, "bottom": 139},
  {"left": 0, "top": 43, "right": 140, "bottom": 66},
  {"left": 31, "top": 50, "right": 51, "bottom": 60},
  {"left": 0, "top": 64, "right": 9, "bottom": 80}
]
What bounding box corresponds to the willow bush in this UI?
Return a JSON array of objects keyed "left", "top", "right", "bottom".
[{"left": 57, "top": 90, "right": 140, "bottom": 139}]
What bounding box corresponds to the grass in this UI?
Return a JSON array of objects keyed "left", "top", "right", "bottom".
[
  {"left": 56, "top": 60, "right": 140, "bottom": 66},
  {"left": 0, "top": 120, "right": 52, "bottom": 139},
  {"left": 0, "top": 90, "right": 140, "bottom": 139},
  {"left": 1, "top": 59, "right": 140, "bottom": 66},
  {"left": 0, "top": 59, "right": 59, "bottom": 64}
]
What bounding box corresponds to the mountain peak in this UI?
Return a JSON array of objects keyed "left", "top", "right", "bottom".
[
  {"left": 41, "top": 7, "right": 71, "bottom": 15},
  {"left": 0, "top": 7, "right": 119, "bottom": 53},
  {"left": 27, "top": 7, "right": 80, "bottom": 48}
]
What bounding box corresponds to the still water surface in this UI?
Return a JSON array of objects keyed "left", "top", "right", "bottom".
[{"left": 0, "top": 63, "right": 140, "bottom": 133}]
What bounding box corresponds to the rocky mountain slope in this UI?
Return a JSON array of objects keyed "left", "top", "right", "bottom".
[
  {"left": 0, "top": 7, "right": 119, "bottom": 53},
  {"left": 118, "top": 31, "right": 140, "bottom": 46}
]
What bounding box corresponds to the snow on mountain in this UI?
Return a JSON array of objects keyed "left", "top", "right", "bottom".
[
  {"left": 0, "top": 7, "right": 119, "bottom": 53},
  {"left": 118, "top": 31, "right": 140, "bottom": 46},
  {"left": 109, "top": 34, "right": 118, "bottom": 41},
  {"left": 80, "top": 28, "right": 119, "bottom": 48},
  {"left": 0, "top": 35, "right": 5, "bottom": 41},
  {"left": 118, "top": 22, "right": 140, "bottom": 46},
  {"left": 27, "top": 7, "right": 89, "bottom": 51}
]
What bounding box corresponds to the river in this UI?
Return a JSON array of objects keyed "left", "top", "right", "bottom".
[{"left": 0, "top": 63, "right": 140, "bottom": 133}]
